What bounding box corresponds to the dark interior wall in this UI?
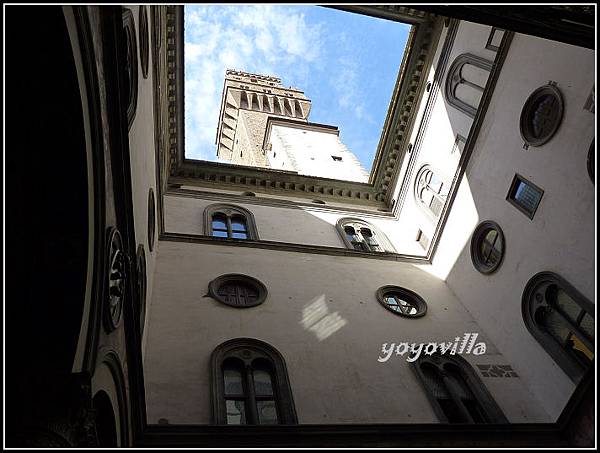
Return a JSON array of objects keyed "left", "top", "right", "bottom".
[{"left": 5, "top": 5, "right": 90, "bottom": 438}]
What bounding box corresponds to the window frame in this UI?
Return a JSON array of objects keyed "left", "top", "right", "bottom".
[
  {"left": 444, "top": 53, "right": 493, "bottom": 118},
  {"left": 204, "top": 204, "right": 259, "bottom": 240},
  {"left": 506, "top": 173, "right": 544, "bottom": 220},
  {"left": 470, "top": 220, "right": 506, "bottom": 275},
  {"left": 208, "top": 274, "right": 268, "bottom": 308},
  {"left": 336, "top": 217, "right": 396, "bottom": 253},
  {"left": 519, "top": 83, "right": 564, "bottom": 147},
  {"left": 522, "top": 271, "right": 594, "bottom": 382},
  {"left": 414, "top": 165, "right": 450, "bottom": 220},
  {"left": 376, "top": 285, "right": 427, "bottom": 318},
  {"left": 211, "top": 338, "right": 298, "bottom": 425},
  {"left": 411, "top": 353, "right": 508, "bottom": 424}
]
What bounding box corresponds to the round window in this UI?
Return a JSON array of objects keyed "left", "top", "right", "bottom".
[
  {"left": 208, "top": 274, "right": 267, "bottom": 308},
  {"left": 376, "top": 286, "right": 427, "bottom": 318},
  {"left": 470, "top": 221, "right": 505, "bottom": 274},
  {"left": 519, "top": 84, "right": 563, "bottom": 147}
]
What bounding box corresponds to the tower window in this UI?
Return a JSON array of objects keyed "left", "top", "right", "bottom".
[
  {"left": 204, "top": 204, "right": 259, "bottom": 240},
  {"left": 412, "top": 353, "right": 508, "bottom": 424},
  {"left": 376, "top": 286, "right": 427, "bottom": 318},
  {"left": 331, "top": 155, "right": 342, "bottom": 162},
  {"left": 506, "top": 174, "right": 544, "bottom": 219},
  {"left": 212, "top": 338, "right": 298, "bottom": 425},
  {"left": 208, "top": 274, "right": 267, "bottom": 308},
  {"left": 470, "top": 221, "right": 505, "bottom": 274},
  {"left": 522, "top": 272, "right": 594, "bottom": 382}
]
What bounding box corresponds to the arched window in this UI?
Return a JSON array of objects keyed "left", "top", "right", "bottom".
[
  {"left": 211, "top": 338, "right": 297, "bottom": 425},
  {"left": 415, "top": 165, "right": 450, "bottom": 219},
  {"left": 204, "top": 204, "right": 258, "bottom": 240},
  {"left": 412, "top": 353, "right": 507, "bottom": 424},
  {"left": 336, "top": 218, "right": 396, "bottom": 253},
  {"left": 445, "top": 53, "right": 493, "bottom": 118},
  {"left": 522, "top": 272, "right": 594, "bottom": 382}
]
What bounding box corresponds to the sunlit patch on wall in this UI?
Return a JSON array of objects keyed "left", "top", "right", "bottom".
[{"left": 301, "top": 295, "right": 347, "bottom": 341}]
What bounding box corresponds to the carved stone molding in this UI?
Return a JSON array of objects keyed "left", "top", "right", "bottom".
[{"left": 445, "top": 53, "right": 494, "bottom": 118}]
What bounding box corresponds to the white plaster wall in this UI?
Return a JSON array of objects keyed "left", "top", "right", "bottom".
[
  {"left": 394, "top": 21, "right": 497, "bottom": 252},
  {"left": 144, "top": 241, "right": 549, "bottom": 425},
  {"left": 429, "top": 32, "right": 595, "bottom": 419},
  {"left": 126, "top": 5, "right": 159, "bottom": 357},
  {"left": 268, "top": 124, "right": 369, "bottom": 182},
  {"left": 164, "top": 194, "right": 425, "bottom": 255}
]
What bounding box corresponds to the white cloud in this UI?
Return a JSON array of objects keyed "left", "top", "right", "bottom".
[{"left": 184, "top": 5, "right": 323, "bottom": 160}]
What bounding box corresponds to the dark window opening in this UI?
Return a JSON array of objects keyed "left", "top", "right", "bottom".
[{"left": 507, "top": 174, "right": 544, "bottom": 219}]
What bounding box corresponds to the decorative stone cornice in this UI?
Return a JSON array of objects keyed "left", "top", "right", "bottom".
[
  {"left": 155, "top": 6, "right": 441, "bottom": 208},
  {"left": 172, "top": 159, "right": 384, "bottom": 206},
  {"left": 370, "top": 16, "right": 439, "bottom": 203}
]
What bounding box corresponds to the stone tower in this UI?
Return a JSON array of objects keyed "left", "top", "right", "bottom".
[
  {"left": 215, "top": 69, "right": 312, "bottom": 167},
  {"left": 215, "top": 69, "right": 370, "bottom": 182}
]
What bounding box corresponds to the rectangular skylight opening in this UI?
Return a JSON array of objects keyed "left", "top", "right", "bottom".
[{"left": 183, "top": 5, "right": 411, "bottom": 184}]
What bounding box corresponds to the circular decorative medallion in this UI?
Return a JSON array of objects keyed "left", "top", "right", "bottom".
[
  {"left": 136, "top": 245, "right": 147, "bottom": 335},
  {"left": 122, "top": 9, "right": 138, "bottom": 129},
  {"left": 470, "top": 221, "right": 505, "bottom": 274},
  {"left": 105, "top": 228, "right": 126, "bottom": 331},
  {"left": 139, "top": 6, "right": 149, "bottom": 79},
  {"left": 519, "top": 84, "right": 564, "bottom": 147},
  {"left": 376, "top": 286, "right": 427, "bottom": 318},
  {"left": 148, "top": 188, "right": 155, "bottom": 252},
  {"left": 208, "top": 274, "right": 268, "bottom": 308}
]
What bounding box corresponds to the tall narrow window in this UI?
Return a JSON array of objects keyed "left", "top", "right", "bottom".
[
  {"left": 415, "top": 165, "right": 450, "bottom": 219},
  {"left": 337, "top": 218, "right": 395, "bottom": 253},
  {"left": 204, "top": 204, "right": 258, "bottom": 240},
  {"left": 413, "top": 354, "right": 507, "bottom": 424},
  {"left": 445, "top": 53, "right": 493, "bottom": 118},
  {"left": 522, "top": 272, "right": 594, "bottom": 382},
  {"left": 212, "top": 339, "right": 297, "bottom": 425}
]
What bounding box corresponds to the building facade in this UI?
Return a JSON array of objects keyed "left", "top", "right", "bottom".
[{"left": 5, "top": 4, "right": 595, "bottom": 448}]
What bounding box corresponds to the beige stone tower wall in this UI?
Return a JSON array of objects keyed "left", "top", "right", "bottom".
[{"left": 215, "top": 70, "right": 311, "bottom": 166}]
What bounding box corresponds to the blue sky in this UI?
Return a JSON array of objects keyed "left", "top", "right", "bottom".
[{"left": 184, "top": 5, "right": 410, "bottom": 172}]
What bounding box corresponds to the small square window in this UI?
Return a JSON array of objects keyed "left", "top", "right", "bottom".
[{"left": 506, "top": 174, "right": 544, "bottom": 219}]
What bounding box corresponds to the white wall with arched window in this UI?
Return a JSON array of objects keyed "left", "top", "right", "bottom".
[{"left": 203, "top": 204, "right": 259, "bottom": 240}]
